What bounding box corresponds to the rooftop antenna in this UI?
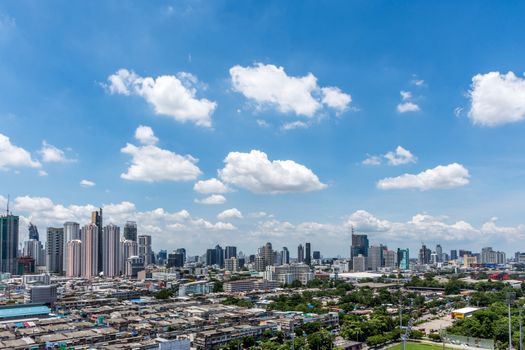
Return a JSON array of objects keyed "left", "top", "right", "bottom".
[{"left": 6, "top": 194, "right": 9, "bottom": 216}]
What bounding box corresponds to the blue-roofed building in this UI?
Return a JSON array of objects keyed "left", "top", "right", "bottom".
[{"left": 0, "top": 304, "right": 51, "bottom": 321}]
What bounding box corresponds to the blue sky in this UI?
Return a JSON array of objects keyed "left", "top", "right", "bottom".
[{"left": 1, "top": 1, "right": 525, "bottom": 257}]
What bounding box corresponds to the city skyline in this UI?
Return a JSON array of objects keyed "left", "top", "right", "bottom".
[{"left": 1, "top": 2, "right": 525, "bottom": 256}]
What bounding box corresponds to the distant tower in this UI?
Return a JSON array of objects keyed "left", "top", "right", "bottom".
[
  {"left": 138, "top": 235, "right": 152, "bottom": 267},
  {"left": 46, "top": 227, "right": 64, "bottom": 274},
  {"left": 0, "top": 212, "right": 19, "bottom": 275},
  {"left": 281, "top": 247, "right": 290, "bottom": 265},
  {"left": 91, "top": 208, "right": 103, "bottom": 272},
  {"left": 81, "top": 224, "right": 99, "bottom": 278},
  {"left": 297, "top": 244, "right": 304, "bottom": 263},
  {"left": 62, "top": 222, "right": 80, "bottom": 274},
  {"left": 28, "top": 223, "right": 39, "bottom": 241},
  {"left": 120, "top": 240, "right": 138, "bottom": 275},
  {"left": 102, "top": 224, "right": 120, "bottom": 277},
  {"left": 124, "top": 221, "right": 137, "bottom": 241},
  {"left": 66, "top": 240, "right": 82, "bottom": 277},
  {"left": 305, "top": 242, "right": 312, "bottom": 265}
]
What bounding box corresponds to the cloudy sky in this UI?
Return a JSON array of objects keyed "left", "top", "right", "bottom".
[{"left": 1, "top": 1, "right": 525, "bottom": 257}]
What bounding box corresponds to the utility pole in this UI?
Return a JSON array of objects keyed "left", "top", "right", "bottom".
[
  {"left": 520, "top": 307, "right": 523, "bottom": 350},
  {"left": 508, "top": 292, "right": 516, "bottom": 350}
]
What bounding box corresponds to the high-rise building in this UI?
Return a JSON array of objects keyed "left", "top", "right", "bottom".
[
  {"left": 62, "top": 222, "right": 80, "bottom": 273},
  {"left": 215, "top": 245, "right": 224, "bottom": 268},
  {"left": 23, "top": 239, "right": 45, "bottom": 266},
  {"left": 352, "top": 255, "right": 366, "bottom": 272},
  {"left": 480, "top": 247, "right": 506, "bottom": 265},
  {"left": 419, "top": 244, "right": 431, "bottom": 264},
  {"left": 384, "top": 249, "right": 396, "bottom": 268},
  {"left": 281, "top": 247, "right": 290, "bottom": 265},
  {"left": 126, "top": 256, "right": 144, "bottom": 277},
  {"left": 65, "top": 240, "right": 82, "bottom": 277},
  {"left": 120, "top": 240, "right": 138, "bottom": 275},
  {"left": 297, "top": 244, "right": 304, "bottom": 263},
  {"left": 91, "top": 208, "right": 103, "bottom": 272},
  {"left": 435, "top": 244, "right": 443, "bottom": 263},
  {"left": 28, "top": 223, "right": 39, "bottom": 241},
  {"left": 261, "top": 242, "right": 274, "bottom": 267},
  {"left": 206, "top": 249, "right": 216, "bottom": 266},
  {"left": 175, "top": 248, "right": 186, "bottom": 265},
  {"left": 46, "top": 227, "right": 64, "bottom": 274},
  {"left": 81, "top": 224, "right": 98, "bottom": 278},
  {"left": 450, "top": 250, "right": 458, "bottom": 260},
  {"left": 102, "top": 224, "right": 120, "bottom": 277},
  {"left": 17, "top": 256, "right": 35, "bottom": 275},
  {"left": 313, "top": 251, "right": 321, "bottom": 260},
  {"left": 224, "top": 257, "right": 239, "bottom": 272},
  {"left": 138, "top": 235, "right": 152, "bottom": 266},
  {"left": 351, "top": 234, "right": 369, "bottom": 259},
  {"left": 0, "top": 213, "right": 19, "bottom": 275},
  {"left": 224, "top": 246, "right": 237, "bottom": 259},
  {"left": 157, "top": 250, "right": 168, "bottom": 265},
  {"left": 367, "top": 245, "right": 384, "bottom": 271},
  {"left": 124, "top": 221, "right": 137, "bottom": 241},
  {"left": 397, "top": 248, "right": 409, "bottom": 270},
  {"left": 458, "top": 250, "right": 472, "bottom": 258},
  {"left": 167, "top": 252, "right": 184, "bottom": 268},
  {"left": 305, "top": 242, "right": 312, "bottom": 265}
]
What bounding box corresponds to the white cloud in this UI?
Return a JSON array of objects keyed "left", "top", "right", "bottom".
[
  {"left": 468, "top": 71, "right": 525, "bottom": 126},
  {"left": 397, "top": 102, "right": 420, "bottom": 113},
  {"left": 134, "top": 125, "right": 158, "bottom": 145},
  {"left": 193, "top": 178, "right": 229, "bottom": 194},
  {"left": 384, "top": 146, "right": 417, "bottom": 166},
  {"left": 282, "top": 121, "right": 309, "bottom": 131},
  {"left": 219, "top": 150, "right": 327, "bottom": 194},
  {"left": 217, "top": 208, "right": 243, "bottom": 220},
  {"left": 121, "top": 126, "right": 201, "bottom": 182},
  {"left": 229, "top": 63, "right": 351, "bottom": 117},
  {"left": 411, "top": 79, "right": 425, "bottom": 86},
  {"left": 80, "top": 179, "right": 95, "bottom": 188},
  {"left": 256, "top": 119, "right": 269, "bottom": 128},
  {"left": 194, "top": 194, "right": 226, "bottom": 205},
  {"left": 362, "top": 155, "right": 382, "bottom": 166},
  {"left": 106, "top": 68, "right": 217, "bottom": 127},
  {"left": 400, "top": 90, "right": 412, "bottom": 101},
  {"left": 481, "top": 217, "right": 525, "bottom": 241},
  {"left": 39, "top": 141, "right": 74, "bottom": 163},
  {"left": 321, "top": 87, "right": 352, "bottom": 114},
  {"left": 377, "top": 163, "right": 469, "bottom": 190},
  {"left": 38, "top": 170, "right": 48, "bottom": 177},
  {"left": 346, "top": 210, "right": 391, "bottom": 232},
  {"left": 0, "top": 133, "right": 40, "bottom": 169}
]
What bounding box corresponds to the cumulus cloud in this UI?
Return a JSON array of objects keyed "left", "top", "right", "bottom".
[
  {"left": 121, "top": 126, "right": 201, "bottom": 182},
  {"left": 106, "top": 69, "right": 216, "bottom": 127},
  {"left": 346, "top": 210, "right": 391, "bottom": 232},
  {"left": 282, "top": 121, "right": 308, "bottom": 131},
  {"left": 397, "top": 90, "right": 420, "bottom": 113},
  {"left": 194, "top": 194, "right": 226, "bottom": 205},
  {"left": 193, "top": 178, "right": 229, "bottom": 194},
  {"left": 0, "top": 133, "right": 40, "bottom": 169},
  {"left": 39, "top": 141, "right": 74, "bottom": 163},
  {"left": 384, "top": 146, "right": 417, "bottom": 166},
  {"left": 377, "top": 163, "right": 470, "bottom": 190},
  {"left": 468, "top": 71, "right": 525, "bottom": 126},
  {"left": 217, "top": 208, "right": 243, "bottom": 220},
  {"left": 219, "top": 150, "right": 327, "bottom": 194},
  {"left": 362, "top": 155, "right": 382, "bottom": 166},
  {"left": 134, "top": 125, "right": 158, "bottom": 145},
  {"left": 38, "top": 170, "right": 48, "bottom": 177},
  {"left": 230, "top": 63, "right": 351, "bottom": 117},
  {"left": 80, "top": 179, "right": 95, "bottom": 188}
]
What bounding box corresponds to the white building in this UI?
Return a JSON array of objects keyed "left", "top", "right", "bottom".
[
  {"left": 264, "top": 264, "right": 313, "bottom": 286},
  {"left": 81, "top": 224, "right": 99, "bottom": 278},
  {"left": 65, "top": 240, "right": 82, "bottom": 278},
  {"left": 102, "top": 224, "right": 120, "bottom": 277},
  {"left": 138, "top": 235, "right": 152, "bottom": 266},
  {"left": 62, "top": 222, "right": 80, "bottom": 273}
]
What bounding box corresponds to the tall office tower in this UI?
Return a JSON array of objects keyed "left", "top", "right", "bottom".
[
  {"left": 281, "top": 247, "right": 290, "bottom": 265},
  {"left": 313, "top": 251, "right": 321, "bottom": 260},
  {"left": 397, "top": 248, "right": 410, "bottom": 270},
  {"left": 215, "top": 245, "right": 224, "bottom": 268},
  {"left": 124, "top": 221, "right": 137, "bottom": 241},
  {"left": 418, "top": 244, "right": 432, "bottom": 264},
  {"left": 65, "top": 240, "right": 82, "bottom": 277},
  {"left": 167, "top": 252, "right": 184, "bottom": 268},
  {"left": 28, "top": 223, "right": 39, "bottom": 241},
  {"left": 23, "top": 239, "right": 45, "bottom": 266},
  {"left": 81, "top": 224, "right": 99, "bottom": 278},
  {"left": 206, "top": 249, "right": 216, "bottom": 266},
  {"left": 261, "top": 242, "right": 274, "bottom": 267},
  {"left": 352, "top": 255, "right": 367, "bottom": 272},
  {"left": 384, "top": 250, "right": 396, "bottom": 268},
  {"left": 297, "top": 244, "right": 304, "bottom": 263},
  {"left": 91, "top": 208, "right": 103, "bottom": 272},
  {"left": 435, "top": 244, "right": 443, "bottom": 263},
  {"left": 102, "top": 224, "right": 120, "bottom": 277},
  {"left": 224, "top": 246, "right": 237, "bottom": 259},
  {"left": 350, "top": 233, "right": 369, "bottom": 259},
  {"left": 120, "top": 240, "right": 138, "bottom": 275},
  {"left": 305, "top": 242, "right": 312, "bottom": 265},
  {"left": 458, "top": 250, "right": 472, "bottom": 258},
  {"left": 62, "top": 222, "right": 80, "bottom": 273},
  {"left": 138, "top": 235, "right": 152, "bottom": 266},
  {"left": 450, "top": 250, "right": 458, "bottom": 260},
  {"left": 0, "top": 213, "right": 19, "bottom": 275},
  {"left": 46, "top": 227, "right": 64, "bottom": 274},
  {"left": 175, "top": 248, "right": 186, "bottom": 265},
  {"left": 367, "top": 245, "right": 384, "bottom": 271},
  {"left": 157, "top": 250, "right": 168, "bottom": 265}
]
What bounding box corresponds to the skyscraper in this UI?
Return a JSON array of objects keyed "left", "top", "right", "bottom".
[
  {"left": 215, "top": 245, "right": 224, "bottom": 268},
  {"left": 419, "top": 244, "right": 431, "bottom": 264},
  {"left": 23, "top": 239, "right": 45, "bottom": 266},
  {"left": 351, "top": 233, "right": 369, "bottom": 259},
  {"left": 297, "top": 244, "right": 304, "bottom": 263},
  {"left": 138, "top": 235, "right": 152, "bottom": 266},
  {"left": 435, "top": 244, "right": 443, "bottom": 263},
  {"left": 206, "top": 248, "right": 216, "bottom": 266},
  {"left": 91, "top": 208, "right": 103, "bottom": 272},
  {"left": 65, "top": 240, "right": 82, "bottom": 277},
  {"left": 62, "top": 222, "right": 80, "bottom": 273},
  {"left": 46, "top": 227, "right": 64, "bottom": 274},
  {"left": 28, "top": 223, "right": 39, "bottom": 241},
  {"left": 120, "top": 240, "right": 138, "bottom": 275},
  {"left": 224, "top": 246, "right": 237, "bottom": 259},
  {"left": 305, "top": 242, "right": 312, "bottom": 265},
  {"left": 397, "top": 248, "right": 409, "bottom": 270},
  {"left": 281, "top": 247, "right": 290, "bottom": 265},
  {"left": 0, "top": 213, "right": 19, "bottom": 275},
  {"left": 175, "top": 248, "right": 186, "bottom": 265},
  {"left": 102, "top": 224, "right": 120, "bottom": 277},
  {"left": 81, "top": 224, "right": 98, "bottom": 278},
  {"left": 124, "top": 221, "right": 137, "bottom": 241},
  {"left": 367, "top": 245, "right": 384, "bottom": 271},
  {"left": 450, "top": 250, "right": 458, "bottom": 260}
]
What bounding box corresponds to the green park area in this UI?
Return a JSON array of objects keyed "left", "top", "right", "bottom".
[{"left": 387, "top": 342, "right": 449, "bottom": 350}]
